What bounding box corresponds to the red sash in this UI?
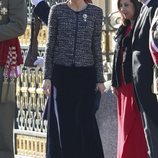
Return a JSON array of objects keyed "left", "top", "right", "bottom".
[
  {"left": 0, "top": 38, "right": 23, "bottom": 78},
  {"left": 0, "top": 38, "right": 23, "bottom": 66}
]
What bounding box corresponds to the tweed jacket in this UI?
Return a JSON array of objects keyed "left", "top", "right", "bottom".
[
  {"left": 44, "top": 2, "right": 104, "bottom": 83},
  {"left": 0, "top": 0, "right": 27, "bottom": 41}
]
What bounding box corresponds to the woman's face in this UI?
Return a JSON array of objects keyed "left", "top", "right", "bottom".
[{"left": 119, "top": 0, "right": 135, "bottom": 20}]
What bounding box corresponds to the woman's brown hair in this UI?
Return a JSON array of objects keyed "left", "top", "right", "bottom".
[
  {"left": 117, "top": 0, "right": 142, "bottom": 25},
  {"left": 84, "top": 0, "right": 92, "bottom": 3}
]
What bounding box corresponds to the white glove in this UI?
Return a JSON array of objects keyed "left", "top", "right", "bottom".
[
  {"left": 34, "top": 56, "right": 44, "bottom": 67},
  {"left": 31, "top": 0, "right": 44, "bottom": 6}
]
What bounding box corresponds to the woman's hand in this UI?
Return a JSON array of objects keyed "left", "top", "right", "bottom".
[
  {"left": 42, "top": 79, "right": 51, "bottom": 96},
  {"left": 111, "top": 86, "right": 118, "bottom": 96},
  {"left": 96, "top": 83, "right": 105, "bottom": 95}
]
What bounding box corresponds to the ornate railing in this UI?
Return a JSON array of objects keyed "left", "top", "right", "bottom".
[{"left": 14, "top": 1, "right": 120, "bottom": 157}]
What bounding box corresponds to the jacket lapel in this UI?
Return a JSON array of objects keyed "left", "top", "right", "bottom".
[
  {"left": 132, "top": 0, "right": 156, "bottom": 45},
  {"left": 132, "top": 5, "right": 146, "bottom": 44}
]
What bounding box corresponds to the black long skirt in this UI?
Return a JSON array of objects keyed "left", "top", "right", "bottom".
[{"left": 46, "top": 65, "right": 104, "bottom": 158}]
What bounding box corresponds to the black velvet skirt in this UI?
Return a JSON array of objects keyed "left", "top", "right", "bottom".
[{"left": 45, "top": 65, "right": 104, "bottom": 158}]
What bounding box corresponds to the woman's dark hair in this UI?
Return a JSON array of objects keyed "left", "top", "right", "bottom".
[
  {"left": 117, "top": 0, "right": 142, "bottom": 25},
  {"left": 84, "top": 0, "right": 92, "bottom": 3}
]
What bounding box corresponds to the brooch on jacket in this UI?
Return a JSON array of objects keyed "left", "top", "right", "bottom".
[
  {"left": 83, "top": 14, "right": 88, "bottom": 22},
  {"left": 0, "top": 1, "right": 8, "bottom": 21}
]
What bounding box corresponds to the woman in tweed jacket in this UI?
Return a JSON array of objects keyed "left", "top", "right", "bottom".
[{"left": 41, "top": 0, "right": 105, "bottom": 157}]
